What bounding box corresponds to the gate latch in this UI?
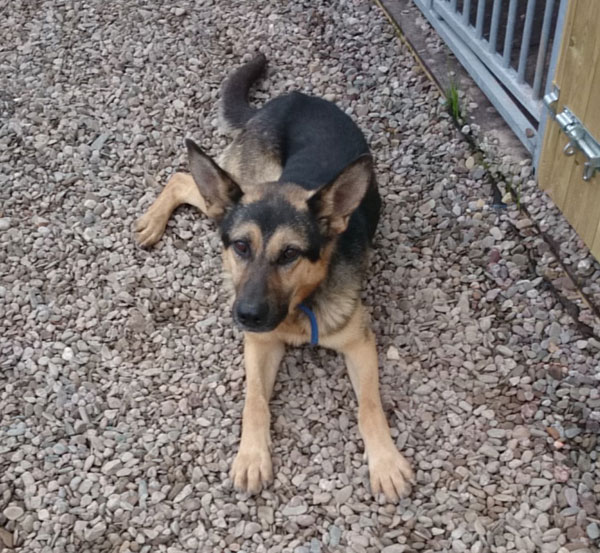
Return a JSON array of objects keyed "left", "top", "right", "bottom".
[{"left": 544, "top": 86, "right": 600, "bottom": 181}]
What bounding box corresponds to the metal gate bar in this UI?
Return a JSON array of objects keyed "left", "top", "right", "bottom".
[
  {"left": 502, "top": 0, "right": 518, "bottom": 67},
  {"left": 412, "top": 0, "right": 568, "bottom": 159},
  {"left": 462, "top": 0, "right": 471, "bottom": 24},
  {"left": 475, "top": 0, "right": 486, "bottom": 39},
  {"left": 533, "top": 0, "right": 568, "bottom": 168},
  {"left": 488, "top": 0, "right": 501, "bottom": 54},
  {"left": 517, "top": 0, "right": 537, "bottom": 83},
  {"left": 533, "top": 0, "right": 556, "bottom": 98}
]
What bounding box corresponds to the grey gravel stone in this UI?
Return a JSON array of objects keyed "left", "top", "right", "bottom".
[
  {"left": 496, "top": 344, "right": 514, "bottom": 357},
  {"left": 329, "top": 525, "right": 342, "bottom": 547},
  {"left": 85, "top": 521, "right": 107, "bottom": 542},
  {"left": 244, "top": 522, "right": 261, "bottom": 538},
  {"left": 1, "top": 1, "right": 599, "bottom": 552},
  {"left": 282, "top": 501, "right": 308, "bottom": 516},
  {"left": 173, "top": 484, "right": 193, "bottom": 503},
  {"left": 73, "top": 521, "right": 87, "bottom": 540},
  {"left": 586, "top": 523, "right": 600, "bottom": 540},
  {"left": 0, "top": 528, "right": 13, "bottom": 549},
  {"left": 258, "top": 506, "right": 274, "bottom": 525},
  {"left": 536, "top": 498, "right": 554, "bottom": 512},
  {"left": 101, "top": 460, "right": 122, "bottom": 475},
  {"left": 382, "top": 546, "right": 406, "bottom": 553},
  {"left": 386, "top": 345, "right": 400, "bottom": 360},
  {"left": 3, "top": 505, "right": 24, "bottom": 521},
  {"left": 334, "top": 485, "right": 353, "bottom": 504},
  {"left": 478, "top": 444, "right": 499, "bottom": 458}
]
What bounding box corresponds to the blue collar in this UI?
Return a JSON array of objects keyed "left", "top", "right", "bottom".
[{"left": 297, "top": 303, "right": 319, "bottom": 345}]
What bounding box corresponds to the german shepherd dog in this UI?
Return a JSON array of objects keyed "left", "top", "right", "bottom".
[{"left": 135, "top": 55, "right": 414, "bottom": 501}]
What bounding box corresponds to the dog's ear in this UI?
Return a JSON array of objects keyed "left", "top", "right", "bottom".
[
  {"left": 308, "top": 154, "right": 373, "bottom": 235},
  {"left": 186, "top": 138, "right": 242, "bottom": 219}
]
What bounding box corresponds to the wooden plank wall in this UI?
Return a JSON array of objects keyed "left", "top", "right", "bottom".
[{"left": 537, "top": 0, "right": 600, "bottom": 260}]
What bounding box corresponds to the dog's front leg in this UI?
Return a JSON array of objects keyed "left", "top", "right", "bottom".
[
  {"left": 337, "top": 308, "right": 414, "bottom": 502},
  {"left": 230, "top": 333, "right": 285, "bottom": 493}
]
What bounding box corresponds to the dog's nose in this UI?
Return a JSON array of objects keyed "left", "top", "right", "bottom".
[{"left": 235, "top": 300, "right": 269, "bottom": 330}]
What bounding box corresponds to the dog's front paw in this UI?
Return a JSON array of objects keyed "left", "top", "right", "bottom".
[
  {"left": 134, "top": 209, "right": 167, "bottom": 247},
  {"left": 230, "top": 445, "right": 272, "bottom": 494},
  {"left": 231, "top": 447, "right": 273, "bottom": 493},
  {"left": 368, "top": 445, "right": 414, "bottom": 502}
]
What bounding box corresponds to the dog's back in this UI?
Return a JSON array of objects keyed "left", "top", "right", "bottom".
[{"left": 219, "top": 54, "right": 381, "bottom": 245}]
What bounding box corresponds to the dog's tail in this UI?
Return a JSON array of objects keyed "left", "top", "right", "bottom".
[{"left": 220, "top": 54, "right": 267, "bottom": 133}]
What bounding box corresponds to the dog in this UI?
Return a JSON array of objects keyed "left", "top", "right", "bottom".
[{"left": 135, "top": 54, "right": 414, "bottom": 501}]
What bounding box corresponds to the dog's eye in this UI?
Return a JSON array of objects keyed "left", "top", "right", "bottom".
[
  {"left": 233, "top": 240, "right": 250, "bottom": 258},
  {"left": 278, "top": 247, "right": 301, "bottom": 265}
]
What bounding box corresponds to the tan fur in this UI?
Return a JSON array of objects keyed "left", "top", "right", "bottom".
[
  {"left": 135, "top": 113, "right": 414, "bottom": 503},
  {"left": 225, "top": 240, "right": 357, "bottom": 349},
  {"left": 223, "top": 224, "right": 334, "bottom": 318},
  {"left": 218, "top": 140, "right": 282, "bottom": 187},
  {"left": 280, "top": 184, "right": 314, "bottom": 210},
  {"left": 239, "top": 183, "right": 271, "bottom": 205},
  {"left": 230, "top": 332, "right": 285, "bottom": 493},
  {"left": 229, "top": 221, "right": 263, "bottom": 254},
  {"left": 286, "top": 242, "right": 335, "bottom": 310},
  {"left": 262, "top": 252, "right": 358, "bottom": 346},
  {"left": 231, "top": 300, "right": 414, "bottom": 500},
  {"left": 135, "top": 172, "right": 214, "bottom": 247},
  {"left": 320, "top": 304, "right": 414, "bottom": 500},
  {"left": 241, "top": 183, "right": 313, "bottom": 208},
  {"left": 222, "top": 248, "right": 248, "bottom": 297},
  {"left": 264, "top": 226, "right": 307, "bottom": 260}
]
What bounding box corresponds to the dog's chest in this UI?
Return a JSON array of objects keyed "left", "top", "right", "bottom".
[{"left": 273, "top": 315, "right": 313, "bottom": 346}]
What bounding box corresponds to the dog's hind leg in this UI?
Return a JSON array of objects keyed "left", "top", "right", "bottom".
[{"left": 135, "top": 172, "right": 210, "bottom": 247}]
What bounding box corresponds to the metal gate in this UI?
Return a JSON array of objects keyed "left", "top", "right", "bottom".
[{"left": 412, "top": 0, "right": 568, "bottom": 162}]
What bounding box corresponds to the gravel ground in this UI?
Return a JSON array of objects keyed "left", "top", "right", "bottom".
[
  {"left": 393, "top": 1, "right": 600, "bottom": 326},
  {"left": 1, "top": 1, "right": 599, "bottom": 552}
]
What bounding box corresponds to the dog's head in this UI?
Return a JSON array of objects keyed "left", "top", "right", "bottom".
[{"left": 186, "top": 139, "right": 372, "bottom": 333}]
